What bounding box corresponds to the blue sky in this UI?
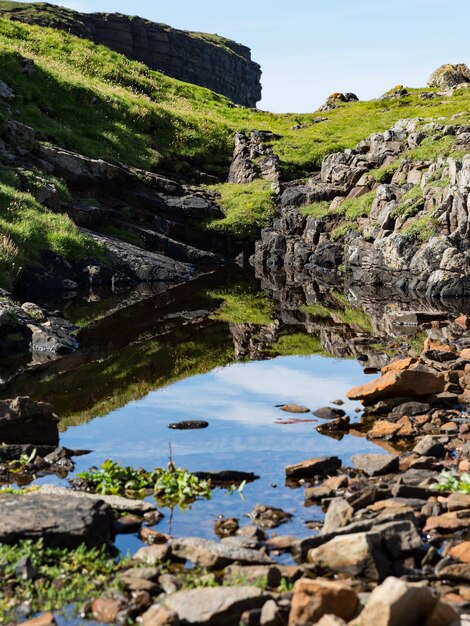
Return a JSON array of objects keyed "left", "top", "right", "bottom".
[{"left": 14, "top": 0, "right": 470, "bottom": 112}]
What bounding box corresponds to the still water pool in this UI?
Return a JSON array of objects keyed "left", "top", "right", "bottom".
[{"left": 40, "top": 354, "right": 382, "bottom": 554}]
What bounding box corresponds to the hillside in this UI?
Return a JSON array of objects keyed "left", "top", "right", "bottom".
[
  {"left": 1, "top": 11, "right": 470, "bottom": 294},
  {"left": 0, "top": 1, "right": 262, "bottom": 107}
]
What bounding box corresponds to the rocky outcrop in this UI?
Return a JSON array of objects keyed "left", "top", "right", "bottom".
[
  {"left": 228, "top": 131, "right": 281, "bottom": 185},
  {"left": 252, "top": 115, "right": 470, "bottom": 300},
  {"left": 428, "top": 63, "right": 470, "bottom": 91},
  {"left": 1, "top": 3, "right": 262, "bottom": 107}
]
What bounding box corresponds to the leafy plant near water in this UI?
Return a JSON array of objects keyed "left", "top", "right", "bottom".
[
  {"left": 0, "top": 540, "right": 122, "bottom": 623},
  {"left": 432, "top": 470, "right": 470, "bottom": 493},
  {"left": 77, "top": 459, "right": 211, "bottom": 509}
]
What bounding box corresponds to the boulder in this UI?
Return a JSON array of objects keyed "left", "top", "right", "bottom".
[
  {"left": 0, "top": 494, "right": 114, "bottom": 548},
  {"left": 428, "top": 63, "right": 470, "bottom": 90},
  {"left": 288, "top": 578, "right": 359, "bottom": 626},
  {"left": 347, "top": 368, "right": 445, "bottom": 404},
  {"left": 351, "top": 453, "right": 399, "bottom": 477},
  {"left": 162, "top": 586, "right": 268, "bottom": 626},
  {"left": 350, "top": 576, "right": 438, "bottom": 626},
  {"left": 307, "top": 532, "right": 387, "bottom": 580},
  {"left": 322, "top": 498, "right": 354, "bottom": 534},
  {"left": 285, "top": 456, "right": 341, "bottom": 479},
  {"left": 169, "top": 537, "right": 272, "bottom": 569},
  {"left": 142, "top": 605, "right": 179, "bottom": 626},
  {"left": 0, "top": 397, "right": 59, "bottom": 445},
  {"left": 313, "top": 407, "right": 346, "bottom": 419}
]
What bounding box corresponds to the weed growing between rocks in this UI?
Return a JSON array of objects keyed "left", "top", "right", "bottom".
[
  {"left": 76, "top": 459, "right": 212, "bottom": 509},
  {"left": 0, "top": 540, "right": 122, "bottom": 623},
  {"left": 433, "top": 470, "right": 470, "bottom": 493}
]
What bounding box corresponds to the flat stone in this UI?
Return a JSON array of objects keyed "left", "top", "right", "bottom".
[
  {"left": 133, "top": 544, "right": 171, "bottom": 564},
  {"left": 424, "top": 513, "right": 470, "bottom": 533},
  {"left": 285, "top": 456, "right": 341, "bottom": 479},
  {"left": 162, "top": 586, "right": 268, "bottom": 626},
  {"left": 347, "top": 369, "right": 445, "bottom": 405},
  {"left": 168, "top": 420, "right": 209, "bottom": 430},
  {"left": 280, "top": 404, "right": 310, "bottom": 414},
  {"left": 448, "top": 493, "right": 470, "bottom": 512},
  {"left": 0, "top": 494, "right": 114, "bottom": 548},
  {"left": 313, "top": 407, "right": 346, "bottom": 419},
  {"left": 193, "top": 470, "right": 259, "bottom": 485},
  {"left": 288, "top": 578, "right": 359, "bottom": 626},
  {"left": 169, "top": 537, "right": 272, "bottom": 569},
  {"left": 351, "top": 453, "right": 399, "bottom": 477},
  {"left": 36, "top": 484, "right": 161, "bottom": 515}
]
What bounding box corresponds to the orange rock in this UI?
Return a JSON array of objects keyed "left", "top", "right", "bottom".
[
  {"left": 20, "top": 613, "right": 56, "bottom": 626},
  {"left": 424, "top": 514, "right": 470, "bottom": 533},
  {"left": 460, "top": 460, "right": 470, "bottom": 472},
  {"left": 288, "top": 578, "right": 359, "bottom": 626},
  {"left": 461, "top": 348, "right": 470, "bottom": 360},
  {"left": 367, "top": 420, "right": 401, "bottom": 439},
  {"left": 449, "top": 541, "right": 470, "bottom": 563},
  {"left": 456, "top": 315, "right": 469, "bottom": 329},
  {"left": 139, "top": 527, "right": 171, "bottom": 544},
  {"left": 424, "top": 338, "right": 456, "bottom": 353},
  {"left": 142, "top": 606, "right": 179, "bottom": 626},
  {"left": 381, "top": 357, "right": 417, "bottom": 374},
  {"left": 91, "top": 598, "right": 122, "bottom": 623},
  {"left": 347, "top": 369, "right": 445, "bottom": 404}
]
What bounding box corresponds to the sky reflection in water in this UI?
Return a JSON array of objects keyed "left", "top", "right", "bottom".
[{"left": 57, "top": 355, "right": 382, "bottom": 551}]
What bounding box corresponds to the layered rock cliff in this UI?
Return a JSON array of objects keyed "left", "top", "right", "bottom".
[{"left": 0, "top": 2, "right": 262, "bottom": 107}]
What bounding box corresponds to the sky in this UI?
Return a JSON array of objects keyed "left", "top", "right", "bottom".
[{"left": 12, "top": 0, "right": 470, "bottom": 112}]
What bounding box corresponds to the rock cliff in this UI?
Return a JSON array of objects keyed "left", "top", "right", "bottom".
[{"left": 0, "top": 2, "right": 262, "bottom": 107}]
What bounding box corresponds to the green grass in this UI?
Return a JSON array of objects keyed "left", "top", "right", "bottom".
[
  {"left": 343, "top": 190, "right": 376, "bottom": 220},
  {"left": 206, "top": 180, "right": 276, "bottom": 239},
  {"left": 300, "top": 303, "right": 332, "bottom": 317},
  {"left": 402, "top": 213, "right": 438, "bottom": 242},
  {"left": 392, "top": 185, "right": 424, "bottom": 218},
  {"left": 0, "top": 12, "right": 469, "bottom": 260},
  {"left": 299, "top": 200, "right": 332, "bottom": 219},
  {"left": 334, "top": 305, "right": 373, "bottom": 332},
  {"left": 0, "top": 166, "right": 105, "bottom": 289},
  {"left": 209, "top": 286, "right": 275, "bottom": 324},
  {"left": 0, "top": 540, "right": 123, "bottom": 622},
  {"left": 268, "top": 331, "right": 327, "bottom": 356}
]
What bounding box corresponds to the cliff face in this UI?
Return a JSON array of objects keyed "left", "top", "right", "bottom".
[{"left": 0, "top": 3, "right": 262, "bottom": 107}]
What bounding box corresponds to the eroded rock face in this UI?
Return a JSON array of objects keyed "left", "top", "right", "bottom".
[
  {"left": 0, "top": 493, "right": 114, "bottom": 547},
  {"left": 3, "top": 5, "right": 262, "bottom": 107}
]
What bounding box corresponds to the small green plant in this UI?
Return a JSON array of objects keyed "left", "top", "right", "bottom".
[
  {"left": 432, "top": 470, "right": 470, "bottom": 493},
  {"left": 225, "top": 479, "right": 247, "bottom": 500},
  {"left": 77, "top": 459, "right": 211, "bottom": 509},
  {"left": 343, "top": 190, "right": 375, "bottom": 220},
  {"left": 0, "top": 540, "right": 122, "bottom": 623}
]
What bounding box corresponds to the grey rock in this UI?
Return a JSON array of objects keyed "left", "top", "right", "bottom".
[
  {"left": 351, "top": 453, "right": 399, "bottom": 477},
  {"left": 285, "top": 456, "right": 341, "bottom": 479},
  {"left": 428, "top": 63, "right": 470, "bottom": 91},
  {"left": 169, "top": 537, "right": 273, "bottom": 569},
  {"left": 313, "top": 407, "right": 346, "bottom": 419},
  {"left": 413, "top": 435, "right": 446, "bottom": 458},
  {"left": 163, "top": 586, "right": 268, "bottom": 626},
  {"left": 354, "top": 576, "right": 438, "bottom": 626},
  {"left": 36, "top": 484, "right": 161, "bottom": 516},
  {"left": 322, "top": 498, "right": 354, "bottom": 535},
  {"left": 0, "top": 494, "right": 114, "bottom": 547}
]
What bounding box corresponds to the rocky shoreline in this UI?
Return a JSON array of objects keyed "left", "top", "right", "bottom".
[{"left": 3, "top": 306, "right": 470, "bottom": 626}]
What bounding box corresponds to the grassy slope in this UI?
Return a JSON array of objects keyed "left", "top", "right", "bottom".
[{"left": 1, "top": 16, "right": 470, "bottom": 285}]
